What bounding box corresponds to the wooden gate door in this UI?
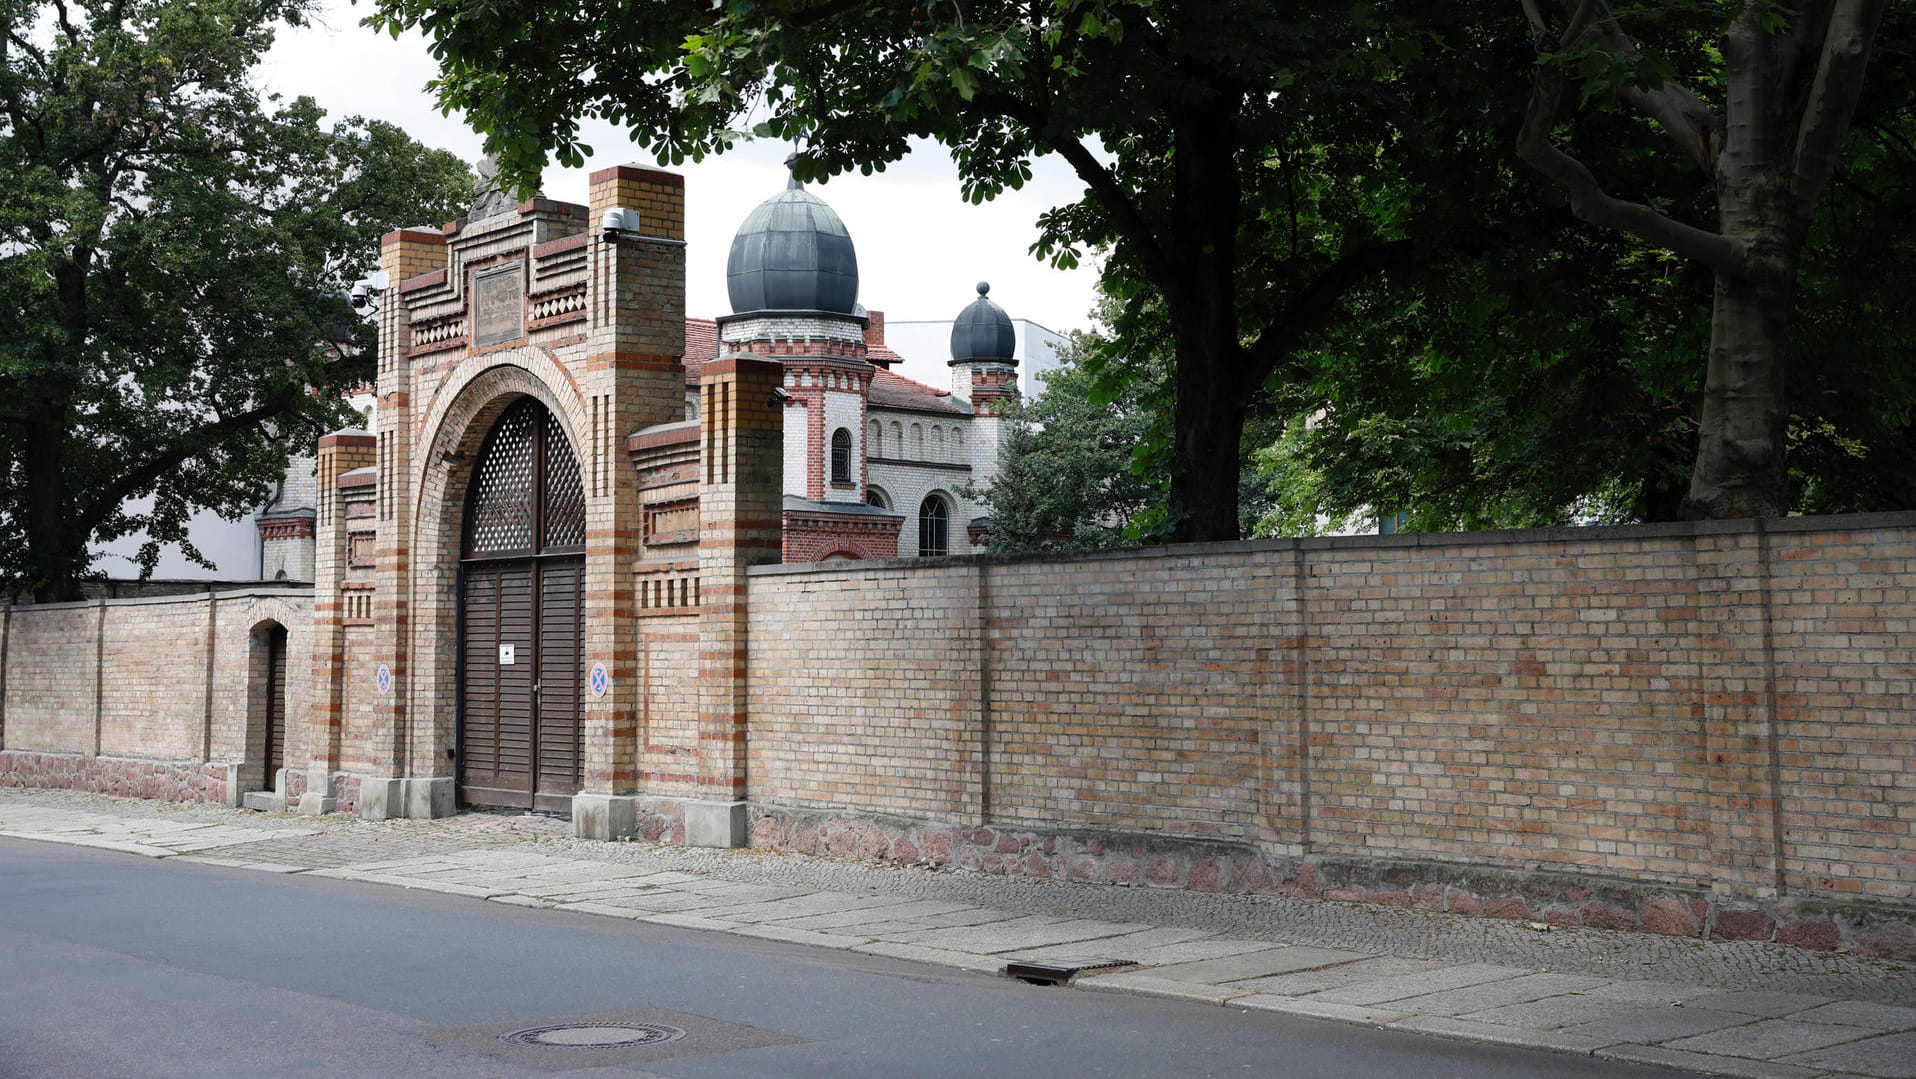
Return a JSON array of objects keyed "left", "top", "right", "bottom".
[
  {"left": 264, "top": 625, "right": 288, "bottom": 781},
  {"left": 458, "top": 398, "right": 588, "bottom": 810}
]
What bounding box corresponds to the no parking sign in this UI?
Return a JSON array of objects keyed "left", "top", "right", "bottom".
[{"left": 588, "top": 662, "right": 609, "bottom": 700}]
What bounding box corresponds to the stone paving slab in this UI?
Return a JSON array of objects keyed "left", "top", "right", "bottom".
[
  {"left": 1073, "top": 970, "right": 1253, "bottom": 1006},
  {"left": 688, "top": 892, "right": 912, "bottom": 924},
  {"left": 1667, "top": 1019, "right": 1881, "bottom": 1060},
  {"left": 889, "top": 915, "right": 1152, "bottom": 954},
  {"left": 1583, "top": 979, "right": 1726, "bottom": 1006},
  {"left": 1305, "top": 963, "right": 1534, "bottom": 1006},
  {"left": 1459, "top": 994, "right": 1664, "bottom": 1032},
  {"left": 1789, "top": 1002, "right": 1916, "bottom": 1032},
  {"left": 1386, "top": 1014, "right": 1620, "bottom": 1055},
  {"left": 1557, "top": 1005, "right": 1757, "bottom": 1044},
  {"left": 851, "top": 941, "right": 1005, "bottom": 974},
  {"left": 1002, "top": 930, "right": 1274, "bottom": 969},
  {"left": 1230, "top": 955, "right": 1445, "bottom": 996},
  {"left": 1688, "top": 991, "right": 1841, "bottom": 1018},
  {"left": 770, "top": 899, "right": 986, "bottom": 931},
  {"left": 1597, "top": 1044, "right": 1828, "bottom": 1079},
  {"left": 1232, "top": 995, "right": 1411, "bottom": 1027},
  {"left": 1382, "top": 972, "right": 1611, "bottom": 1017},
  {"left": 1152, "top": 945, "right": 1371, "bottom": 985},
  {"left": 1778, "top": 1030, "right": 1916, "bottom": 1078}
]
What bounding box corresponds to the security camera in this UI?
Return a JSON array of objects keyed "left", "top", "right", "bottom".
[
  {"left": 348, "top": 271, "right": 390, "bottom": 312},
  {"left": 768, "top": 386, "right": 793, "bottom": 406},
  {"left": 601, "top": 207, "right": 640, "bottom": 243}
]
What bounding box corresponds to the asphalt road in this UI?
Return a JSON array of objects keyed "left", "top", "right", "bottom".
[{"left": 0, "top": 839, "right": 1694, "bottom": 1078}]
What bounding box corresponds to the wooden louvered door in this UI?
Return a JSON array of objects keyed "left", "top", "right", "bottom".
[
  {"left": 264, "top": 625, "right": 288, "bottom": 781},
  {"left": 534, "top": 561, "right": 584, "bottom": 810},
  {"left": 458, "top": 397, "right": 587, "bottom": 811}
]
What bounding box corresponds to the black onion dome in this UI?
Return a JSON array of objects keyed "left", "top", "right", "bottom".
[
  {"left": 948, "top": 282, "right": 1017, "bottom": 364},
  {"left": 725, "top": 184, "right": 860, "bottom": 315}
]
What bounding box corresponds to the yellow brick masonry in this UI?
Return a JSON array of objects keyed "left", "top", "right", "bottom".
[
  {"left": 747, "top": 514, "right": 1916, "bottom": 916},
  {"left": 0, "top": 590, "right": 311, "bottom": 802}
]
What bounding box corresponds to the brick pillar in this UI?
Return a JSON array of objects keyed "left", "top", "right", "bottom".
[
  {"left": 306, "top": 432, "right": 374, "bottom": 812},
  {"left": 358, "top": 229, "right": 447, "bottom": 820},
  {"left": 572, "top": 166, "right": 688, "bottom": 840},
  {"left": 690, "top": 357, "right": 784, "bottom": 847}
]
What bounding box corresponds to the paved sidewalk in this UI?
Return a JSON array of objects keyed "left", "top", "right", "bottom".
[{"left": 3, "top": 788, "right": 1911, "bottom": 1079}]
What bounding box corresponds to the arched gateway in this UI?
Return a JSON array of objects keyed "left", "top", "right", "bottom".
[{"left": 458, "top": 397, "right": 586, "bottom": 810}]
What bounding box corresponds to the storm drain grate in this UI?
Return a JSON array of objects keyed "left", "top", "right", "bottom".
[
  {"left": 499, "top": 1022, "right": 686, "bottom": 1049},
  {"left": 1003, "top": 958, "right": 1135, "bottom": 986}
]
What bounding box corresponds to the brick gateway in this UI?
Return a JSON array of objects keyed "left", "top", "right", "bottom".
[{"left": 0, "top": 166, "right": 1908, "bottom": 957}]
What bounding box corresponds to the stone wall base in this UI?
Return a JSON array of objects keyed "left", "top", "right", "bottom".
[
  {"left": 742, "top": 805, "right": 1916, "bottom": 961},
  {"left": 0, "top": 750, "right": 232, "bottom": 805},
  {"left": 281, "top": 768, "right": 361, "bottom": 816}
]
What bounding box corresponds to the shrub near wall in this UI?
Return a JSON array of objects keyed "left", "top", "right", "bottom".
[{"left": 746, "top": 514, "right": 1916, "bottom": 957}]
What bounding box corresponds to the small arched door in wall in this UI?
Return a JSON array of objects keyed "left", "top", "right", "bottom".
[
  {"left": 264, "top": 624, "right": 288, "bottom": 782},
  {"left": 458, "top": 398, "right": 587, "bottom": 812}
]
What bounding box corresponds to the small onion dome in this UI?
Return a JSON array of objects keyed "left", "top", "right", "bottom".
[
  {"left": 948, "top": 281, "right": 1017, "bottom": 364},
  {"left": 725, "top": 183, "right": 860, "bottom": 315}
]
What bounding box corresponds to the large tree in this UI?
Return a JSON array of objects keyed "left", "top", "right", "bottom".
[
  {"left": 0, "top": 0, "right": 471, "bottom": 601},
  {"left": 375, "top": 0, "right": 1537, "bottom": 543},
  {"left": 1517, "top": 0, "right": 1892, "bottom": 518}
]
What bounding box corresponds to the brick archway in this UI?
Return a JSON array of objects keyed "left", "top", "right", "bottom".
[{"left": 405, "top": 353, "right": 593, "bottom": 781}]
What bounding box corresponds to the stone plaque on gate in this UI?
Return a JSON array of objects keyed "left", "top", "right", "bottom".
[{"left": 471, "top": 261, "right": 525, "bottom": 348}]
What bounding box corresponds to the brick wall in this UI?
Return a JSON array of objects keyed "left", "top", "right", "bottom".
[
  {"left": 0, "top": 589, "right": 312, "bottom": 802},
  {"left": 747, "top": 514, "right": 1916, "bottom": 953}
]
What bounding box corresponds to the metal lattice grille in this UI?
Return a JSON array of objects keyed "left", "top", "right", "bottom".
[
  {"left": 466, "top": 402, "right": 537, "bottom": 555},
  {"left": 542, "top": 410, "right": 586, "bottom": 549}
]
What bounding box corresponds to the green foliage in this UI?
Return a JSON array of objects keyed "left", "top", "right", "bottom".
[
  {"left": 966, "top": 340, "right": 1162, "bottom": 552},
  {"left": 0, "top": 0, "right": 472, "bottom": 600}
]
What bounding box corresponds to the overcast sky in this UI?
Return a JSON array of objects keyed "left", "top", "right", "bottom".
[{"left": 258, "top": 3, "right": 1103, "bottom": 336}]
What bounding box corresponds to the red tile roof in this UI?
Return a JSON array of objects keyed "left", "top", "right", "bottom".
[{"left": 871, "top": 368, "right": 967, "bottom": 415}]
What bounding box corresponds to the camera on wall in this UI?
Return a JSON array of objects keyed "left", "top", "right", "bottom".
[
  {"left": 601, "top": 207, "right": 641, "bottom": 244},
  {"left": 349, "top": 271, "right": 390, "bottom": 311}
]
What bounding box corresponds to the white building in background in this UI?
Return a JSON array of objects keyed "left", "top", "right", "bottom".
[{"left": 884, "top": 312, "right": 1068, "bottom": 400}]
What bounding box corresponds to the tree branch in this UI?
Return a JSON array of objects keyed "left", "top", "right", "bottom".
[
  {"left": 1545, "top": 0, "right": 1724, "bottom": 177},
  {"left": 973, "top": 90, "right": 1183, "bottom": 305},
  {"left": 1518, "top": 51, "right": 1740, "bottom": 277},
  {"left": 75, "top": 387, "right": 308, "bottom": 536},
  {"left": 1243, "top": 238, "right": 1417, "bottom": 387},
  {"left": 1791, "top": 0, "right": 1890, "bottom": 221}
]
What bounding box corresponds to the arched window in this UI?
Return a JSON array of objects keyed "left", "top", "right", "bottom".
[
  {"left": 889, "top": 421, "right": 903, "bottom": 458},
  {"left": 866, "top": 485, "right": 891, "bottom": 510},
  {"left": 918, "top": 494, "right": 950, "bottom": 557},
  {"left": 830, "top": 427, "right": 853, "bottom": 485},
  {"left": 911, "top": 423, "right": 924, "bottom": 458},
  {"left": 932, "top": 426, "right": 945, "bottom": 461},
  {"left": 868, "top": 419, "right": 882, "bottom": 455}
]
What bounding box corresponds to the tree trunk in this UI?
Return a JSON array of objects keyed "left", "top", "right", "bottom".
[
  {"left": 1685, "top": 268, "right": 1794, "bottom": 519},
  {"left": 1169, "top": 333, "right": 1249, "bottom": 543},
  {"left": 1166, "top": 98, "right": 1246, "bottom": 544},
  {"left": 24, "top": 405, "right": 79, "bottom": 604}
]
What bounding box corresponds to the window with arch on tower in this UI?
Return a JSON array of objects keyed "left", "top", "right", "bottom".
[
  {"left": 830, "top": 427, "right": 853, "bottom": 485},
  {"left": 868, "top": 419, "right": 882, "bottom": 456}
]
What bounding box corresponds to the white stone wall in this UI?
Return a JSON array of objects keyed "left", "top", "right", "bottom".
[
  {"left": 261, "top": 535, "right": 315, "bottom": 583},
  {"left": 822, "top": 390, "right": 865, "bottom": 503},
  {"left": 782, "top": 399, "right": 809, "bottom": 498}
]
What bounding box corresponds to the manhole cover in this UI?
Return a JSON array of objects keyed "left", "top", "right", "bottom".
[{"left": 500, "top": 1022, "right": 686, "bottom": 1049}]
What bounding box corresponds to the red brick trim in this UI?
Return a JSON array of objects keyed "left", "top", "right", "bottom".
[
  {"left": 627, "top": 426, "right": 700, "bottom": 453},
  {"left": 398, "top": 268, "right": 447, "bottom": 294},
  {"left": 381, "top": 228, "right": 446, "bottom": 248},
  {"left": 589, "top": 164, "right": 685, "bottom": 187},
  {"left": 701, "top": 357, "right": 784, "bottom": 378},
  {"left": 532, "top": 232, "right": 591, "bottom": 257},
  {"left": 317, "top": 433, "right": 376, "bottom": 450}
]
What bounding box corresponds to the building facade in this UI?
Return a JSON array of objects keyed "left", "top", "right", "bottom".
[{"left": 281, "top": 164, "right": 1019, "bottom": 835}]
